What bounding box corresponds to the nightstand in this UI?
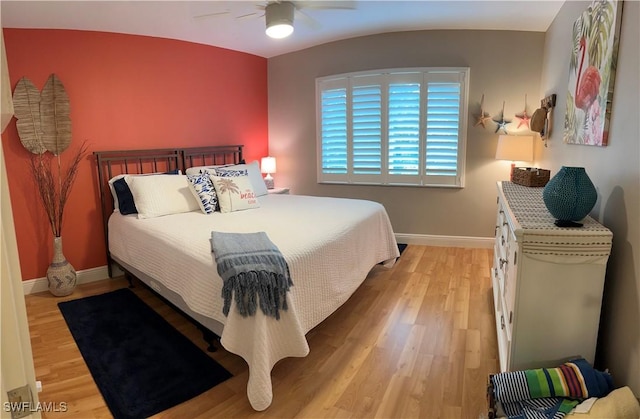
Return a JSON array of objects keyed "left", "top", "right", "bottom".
[{"left": 267, "top": 187, "right": 290, "bottom": 195}]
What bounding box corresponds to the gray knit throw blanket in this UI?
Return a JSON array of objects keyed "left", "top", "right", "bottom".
[{"left": 210, "top": 231, "right": 293, "bottom": 320}]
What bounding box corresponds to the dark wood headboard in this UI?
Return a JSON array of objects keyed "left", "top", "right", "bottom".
[{"left": 93, "top": 145, "right": 244, "bottom": 276}]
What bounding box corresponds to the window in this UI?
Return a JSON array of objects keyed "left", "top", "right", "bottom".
[{"left": 316, "top": 68, "right": 469, "bottom": 187}]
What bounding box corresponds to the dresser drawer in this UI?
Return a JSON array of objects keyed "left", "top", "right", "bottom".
[
  {"left": 494, "top": 233, "right": 507, "bottom": 263},
  {"left": 494, "top": 206, "right": 509, "bottom": 261},
  {"left": 500, "top": 291, "right": 513, "bottom": 342},
  {"left": 503, "top": 240, "right": 518, "bottom": 326},
  {"left": 496, "top": 200, "right": 510, "bottom": 235},
  {"left": 493, "top": 251, "right": 505, "bottom": 296},
  {"left": 491, "top": 268, "right": 510, "bottom": 372}
]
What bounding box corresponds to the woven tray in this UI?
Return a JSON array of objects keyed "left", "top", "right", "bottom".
[{"left": 511, "top": 167, "right": 550, "bottom": 187}]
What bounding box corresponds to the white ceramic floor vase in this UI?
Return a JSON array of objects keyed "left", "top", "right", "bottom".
[{"left": 47, "top": 236, "right": 77, "bottom": 296}]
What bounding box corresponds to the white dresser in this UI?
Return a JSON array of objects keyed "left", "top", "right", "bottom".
[{"left": 492, "top": 181, "right": 612, "bottom": 372}]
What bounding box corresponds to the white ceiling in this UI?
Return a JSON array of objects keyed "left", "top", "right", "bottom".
[{"left": 1, "top": 1, "right": 565, "bottom": 58}]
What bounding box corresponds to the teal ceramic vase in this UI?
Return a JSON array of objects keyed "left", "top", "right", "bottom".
[{"left": 542, "top": 166, "right": 597, "bottom": 227}]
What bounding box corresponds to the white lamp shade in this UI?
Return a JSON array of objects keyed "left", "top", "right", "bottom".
[
  {"left": 266, "top": 24, "right": 293, "bottom": 39},
  {"left": 261, "top": 157, "right": 277, "bottom": 174},
  {"left": 495, "top": 135, "right": 534, "bottom": 162}
]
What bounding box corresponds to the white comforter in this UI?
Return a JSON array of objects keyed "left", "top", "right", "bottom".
[{"left": 109, "top": 194, "right": 399, "bottom": 410}]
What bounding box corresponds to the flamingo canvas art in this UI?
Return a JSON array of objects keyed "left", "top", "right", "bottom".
[{"left": 563, "top": 0, "right": 624, "bottom": 146}]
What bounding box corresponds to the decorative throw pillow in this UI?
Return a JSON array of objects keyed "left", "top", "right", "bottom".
[
  {"left": 185, "top": 161, "right": 268, "bottom": 196},
  {"left": 112, "top": 178, "right": 138, "bottom": 214},
  {"left": 212, "top": 168, "right": 248, "bottom": 177},
  {"left": 211, "top": 161, "right": 268, "bottom": 197},
  {"left": 210, "top": 174, "right": 260, "bottom": 213},
  {"left": 127, "top": 174, "right": 200, "bottom": 219},
  {"left": 108, "top": 174, "right": 131, "bottom": 212},
  {"left": 184, "top": 164, "right": 235, "bottom": 176},
  {"left": 187, "top": 173, "right": 218, "bottom": 214}
]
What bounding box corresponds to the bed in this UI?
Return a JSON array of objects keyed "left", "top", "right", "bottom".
[{"left": 94, "top": 145, "right": 400, "bottom": 411}]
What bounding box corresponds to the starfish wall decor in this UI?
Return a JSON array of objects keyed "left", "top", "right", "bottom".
[
  {"left": 516, "top": 94, "right": 531, "bottom": 129},
  {"left": 493, "top": 101, "right": 511, "bottom": 134},
  {"left": 474, "top": 94, "right": 492, "bottom": 128}
]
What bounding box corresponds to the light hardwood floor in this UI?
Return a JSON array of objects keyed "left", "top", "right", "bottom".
[{"left": 24, "top": 245, "right": 499, "bottom": 418}]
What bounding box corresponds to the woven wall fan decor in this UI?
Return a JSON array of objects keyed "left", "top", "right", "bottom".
[
  {"left": 40, "top": 74, "right": 72, "bottom": 154},
  {"left": 12, "top": 74, "right": 71, "bottom": 154},
  {"left": 12, "top": 77, "right": 46, "bottom": 154}
]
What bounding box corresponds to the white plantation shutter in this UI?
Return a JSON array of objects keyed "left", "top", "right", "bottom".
[
  {"left": 352, "top": 82, "right": 382, "bottom": 176},
  {"left": 319, "top": 82, "right": 348, "bottom": 177},
  {"left": 317, "top": 68, "right": 468, "bottom": 187},
  {"left": 388, "top": 76, "right": 421, "bottom": 184},
  {"left": 388, "top": 83, "right": 420, "bottom": 174},
  {"left": 424, "top": 71, "right": 466, "bottom": 186}
]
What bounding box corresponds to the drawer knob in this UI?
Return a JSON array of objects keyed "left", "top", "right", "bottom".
[
  {"left": 500, "top": 315, "right": 505, "bottom": 330},
  {"left": 501, "top": 236, "right": 505, "bottom": 246}
]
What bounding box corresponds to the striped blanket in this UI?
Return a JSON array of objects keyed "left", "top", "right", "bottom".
[
  {"left": 491, "top": 358, "right": 613, "bottom": 419},
  {"left": 210, "top": 231, "right": 293, "bottom": 320}
]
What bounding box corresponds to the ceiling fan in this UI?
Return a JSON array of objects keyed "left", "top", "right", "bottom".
[{"left": 194, "top": 1, "right": 356, "bottom": 39}]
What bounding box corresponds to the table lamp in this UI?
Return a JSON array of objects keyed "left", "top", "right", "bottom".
[
  {"left": 495, "top": 135, "right": 534, "bottom": 181},
  {"left": 261, "top": 156, "right": 276, "bottom": 189}
]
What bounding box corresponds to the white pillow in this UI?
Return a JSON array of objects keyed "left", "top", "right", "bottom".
[
  {"left": 107, "top": 170, "right": 181, "bottom": 211},
  {"left": 186, "top": 161, "right": 268, "bottom": 197},
  {"left": 210, "top": 174, "right": 260, "bottom": 213},
  {"left": 127, "top": 174, "right": 200, "bottom": 219}
]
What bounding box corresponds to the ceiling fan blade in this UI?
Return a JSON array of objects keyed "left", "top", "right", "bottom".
[
  {"left": 193, "top": 10, "right": 231, "bottom": 20},
  {"left": 296, "top": 0, "right": 356, "bottom": 10},
  {"left": 235, "top": 3, "right": 267, "bottom": 19},
  {"left": 236, "top": 12, "right": 262, "bottom": 20},
  {"left": 295, "top": 9, "right": 321, "bottom": 30}
]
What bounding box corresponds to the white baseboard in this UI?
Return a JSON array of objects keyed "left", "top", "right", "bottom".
[
  {"left": 22, "top": 266, "right": 112, "bottom": 295},
  {"left": 395, "top": 233, "right": 494, "bottom": 249}
]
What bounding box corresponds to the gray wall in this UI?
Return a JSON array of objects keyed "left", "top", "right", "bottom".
[
  {"left": 268, "top": 30, "right": 545, "bottom": 239},
  {"left": 537, "top": 1, "right": 640, "bottom": 394}
]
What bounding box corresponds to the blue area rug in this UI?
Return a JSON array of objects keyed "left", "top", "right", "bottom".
[{"left": 58, "top": 288, "right": 231, "bottom": 419}]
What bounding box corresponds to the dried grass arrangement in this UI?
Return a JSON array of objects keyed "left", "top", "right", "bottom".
[{"left": 29, "top": 143, "right": 88, "bottom": 237}]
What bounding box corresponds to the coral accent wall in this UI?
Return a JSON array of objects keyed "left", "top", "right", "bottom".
[{"left": 1, "top": 29, "right": 268, "bottom": 280}]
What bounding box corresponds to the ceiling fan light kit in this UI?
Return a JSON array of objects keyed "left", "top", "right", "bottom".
[{"left": 265, "top": 1, "right": 295, "bottom": 39}]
